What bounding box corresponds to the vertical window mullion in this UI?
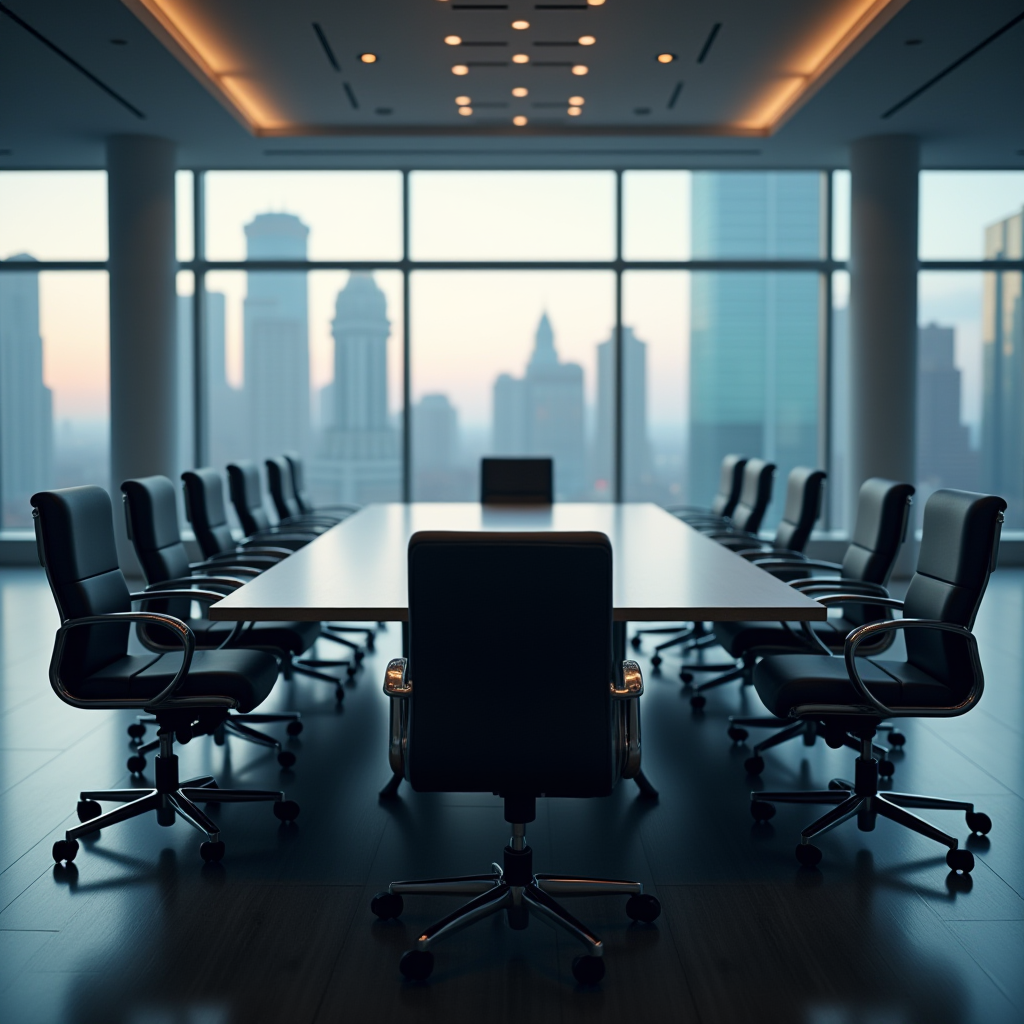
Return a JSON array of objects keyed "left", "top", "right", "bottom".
[{"left": 192, "top": 169, "right": 207, "bottom": 469}]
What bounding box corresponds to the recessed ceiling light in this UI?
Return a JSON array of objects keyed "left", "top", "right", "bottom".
[
  {"left": 452, "top": 64, "right": 469, "bottom": 75},
  {"left": 569, "top": 95, "right": 584, "bottom": 105},
  {"left": 512, "top": 86, "right": 529, "bottom": 97},
  {"left": 512, "top": 20, "right": 529, "bottom": 30},
  {"left": 455, "top": 94, "right": 471, "bottom": 105},
  {"left": 445, "top": 35, "right": 462, "bottom": 46},
  {"left": 512, "top": 53, "right": 530, "bottom": 64},
  {"left": 656, "top": 53, "right": 677, "bottom": 64},
  {"left": 579, "top": 36, "right": 596, "bottom": 46},
  {"left": 587, "top": 0, "right": 605, "bottom": 5},
  {"left": 513, "top": 115, "right": 528, "bottom": 126},
  {"left": 571, "top": 65, "right": 588, "bottom": 76},
  {"left": 568, "top": 106, "right": 582, "bottom": 116},
  {"left": 459, "top": 106, "right": 473, "bottom": 116},
  {"left": 359, "top": 53, "right": 377, "bottom": 63}
]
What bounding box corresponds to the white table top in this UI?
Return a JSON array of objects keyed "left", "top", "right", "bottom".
[{"left": 209, "top": 502, "right": 825, "bottom": 624}]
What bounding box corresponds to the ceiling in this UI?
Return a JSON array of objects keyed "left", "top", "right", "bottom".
[{"left": 0, "top": 0, "right": 1022, "bottom": 169}]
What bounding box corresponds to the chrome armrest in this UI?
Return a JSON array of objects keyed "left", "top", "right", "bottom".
[
  {"left": 253, "top": 526, "right": 321, "bottom": 541},
  {"left": 50, "top": 611, "right": 201, "bottom": 711},
  {"left": 235, "top": 543, "right": 293, "bottom": 560},
  {"left": 611, "top": 660, "right": 643, "bottom": 779},
  {"left": 130, "top": 588, "right": 230, "bottom": 607},
  {"left": 753, "top": 557, "right": 841, "bottom": 572},
  {"left": 793, "top": 593, "right": 902, "bottom": 656},
  {"left": 792, "top": 580, "right": 891, "bottom": 597},
  {"left": 144, "top": 575, "right": 242, "bottom": 594},
  {"left": 383, "top": 658, "right": 411, "bottom": 776},
  {"left": 190, "top": 559, "right": 262, "bottom": 578}
]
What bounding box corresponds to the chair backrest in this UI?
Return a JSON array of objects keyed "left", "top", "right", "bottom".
[
  {"left": 730, "top": 458, "right": 775, "bottom": 534},
  {"left": 480, "top": 458, "right": 553, "bottom": 505},
  {"left": 902, "top": 489, "right": 1005, "bottom": 693},
  {"left": 266, "top": 456, "right": 302, "bottom": 521},
  {"left": 31, "top": 486, "right": 132, "bottom": 682},
  {"left": 711, "top": 454, "right": 748, "bottom": 519},
  {"left": 773, "top": 467, "right": 826, "bottom": 553},
  {"left": 227, "top": 461, "right": 273, "bottom": 536},
  {"left": 181, "top": 468, "right": 236, "bottom": 559},
  {"left": 406, "top": 531, "right": 614, "bottom": 797},
  {"left": 283, "top": 451, "right": 312, "bottom": 514},
  {"left": 839, "top": 477, "right": 916, "bottom": 626}
]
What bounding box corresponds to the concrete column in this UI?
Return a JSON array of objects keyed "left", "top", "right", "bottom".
[
  {"left": 848, "top": 135, "right": 919, "bottom": 567},
  {"left": 107, "top": 135, "right": 177, "bottom": 572}
]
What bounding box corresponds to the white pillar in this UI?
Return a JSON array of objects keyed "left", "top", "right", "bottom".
[
  {"left": 848, "top": 134, "right": 919, "bottom": 567},
  {"left": 107, "top": 135, "right": 177, "bottom": 572}
]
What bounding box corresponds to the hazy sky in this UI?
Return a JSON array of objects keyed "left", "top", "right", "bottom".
[{"left": 1, "top": 169, "right": 1021, "bottom": 431}]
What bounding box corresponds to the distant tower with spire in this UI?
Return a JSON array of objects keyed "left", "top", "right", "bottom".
[{"left": 491, "top": 312, "right": 587, "bottom": 498}]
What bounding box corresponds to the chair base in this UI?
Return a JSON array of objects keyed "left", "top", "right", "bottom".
[
  {"left": 750, "top": 737, "right": 990, "bottom": 875},
  {"left": 371, "top": 822, "right": 659, "bottom": 985},
  {"left": 53, "top": 729, "right": 297, "bottom": 865}
]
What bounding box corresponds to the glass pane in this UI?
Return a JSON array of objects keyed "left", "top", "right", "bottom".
[
  {"left": 691, "top": 172, "right": 824, "bottom": 259},
  {"left": 832, "top": 170, "right": 850, "bottom": 263},
  {"left": 204, "top": 267, "right": 404, "bottom": 507},
  {"left": 176, "top": 170, "right": 194, "bottom": 263},
  {"left": 830, "top": 271, "right": 850, "bottom": 533},
  {"left": 409, "top": 172, "right": 615, "bottom": 261},
  {"left": 622, "top": 272, "right": 687, "bottom": 503},
  {"left": 690, "top": 271, "right": 822, "bottom": 530},
  {"left": 204, "top": 171, "right": 403, "bottom": 262},
  {"left": 920, "top": 172, "right": 1024, "bottom": 261},
  {"left": 0, "top": 269, "right": 109, "bottom": 528},
  {"left": 410, "top": 271, "right": 614, "bottom": 500},
  {"left": 623, "top": 171, "right": 691, "bottom": 261},
  {"left": 0, "top": 171, "right": 108, "bottom": 261}
]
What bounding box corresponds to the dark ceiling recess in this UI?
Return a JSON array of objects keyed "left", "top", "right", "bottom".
[
  {"left": 343, "top": 82, "right": 359, "bottom": 110},
  {"left": 697, "top": 23, "right": 722, "bottom": 63},
  {"left": 466, "top": 61, "right": 509, "bottom": 66},
  {"left": 458, "top": 41, "right": 508, "bottom": 46},
  {"left": 667, "top": 82, "right": 683, "bottom": 109},
  {"left": 882, "top": 9, "right": 1024, "bottom": 119},
  {"left": 534, "top": 41, "right": 582, "bottom": 46},
  {"left": 0, "top": 0, "right": 145, "bottom": 118},
  {"left": 533, "top": 61, "right": 573, "bottom": 67},
  {"left": 535, "top": 4, "right": 588, "bottom": 9},
  {"left": 452, "top": 4, "right": 510, "bottom": 9},
  {"left": 312, "top": 23, "right": 340, "bottom": 71}
]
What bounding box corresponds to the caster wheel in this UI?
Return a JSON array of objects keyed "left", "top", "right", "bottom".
[
  {"left": 690, "top": 693, "right": 706, "bottom": 709},
  {"left": 630, "top": 636, "right": 641, "bottom": 650},
  {"left": 750, "top": 800, "right": 775, "bottom": 822},
  {"left": 76, "top": 800, "right": 101, "bottom": 823},
  {"left": 680, "top": 671, "right": 694, "bottom": 685},
  {"left": 277, "top": 750, "right": 297, "bottom": 769},
  {"left": 52, "top": 838, "right": 79, "bottom": 865},
  {"left": 399, "top": 949, "right": 434, "bottom": 982},
  {"left": 728, "top": 726, "right": 748, "bottom": 742},
  {"left": 946, "top": 847, "right": 974, "bottom": 873},
  {"left": 127, "top": 755, "right": 146, "bottom": 775},
  {"left": 966, "top": 811, "right": 991, "bottom": 836},
  {"left": 571, "top": 955, "right": 605, "bottom": 986},
  {"left": 879, "top": 760, "right": 895, "bottom": 778},
  {"left": 286, "top": 720, "right": 303, "bottom": 736},
  {"left": 127, "top": 723, "right": 146, "bottom": 741},
  {"left": 370, "top": 891, "right": 404, "bottom": 920},
  {"left": 796, "top": 843, "right": 822, "bottom": 868},
  {"left": 650, "top": 655, "right": 662, "bottom": 668},
  {"left": 888, "top": 730, "right": 906, "bottom": 747},
  {"left": 200, "top": 840, "right": 225, "bottom": 863},
  {"left": 625, "top": 893, "right": 661, "bottom": 923},
  {"left": 744, "top": 756, "right": 765, "bottom": 776},
  {"left": 274, "top": 799, "right": 300, "bottom": 822}
]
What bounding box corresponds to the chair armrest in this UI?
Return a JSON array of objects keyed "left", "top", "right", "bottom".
[
  {"left": 383, "top": 658, "right": 411, "bottom": 776},
  {"left": 611, "top": 660, "right": 643, "bottom": 779},
  {"left": 144, "top": 576, "right": 242, "bottom": 594},
  {"left": 282, "top": 514, "right": 338, "bottom": 528},
  {"left": 50, "top": 611, "right": 199, "bottom": 711},
  {"left": 793, "top": 580, "right": 891, "bottom": 597},
  {"left": 235, "top": 543, "right": 294, "bottom": 560},
  {"left": 752, "top": 557, "right": 841, "bottom": 572},
  {"left": 190, "top": 559, "right": 262, "bottom": 578},
  {"left": 130, "top": 588, "right": 230, "bottom": 607}
]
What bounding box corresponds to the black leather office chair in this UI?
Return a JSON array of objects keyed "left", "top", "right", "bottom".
[
  {"left": 645, "top": 457, "right": 777, "bottom": 668},
  {"left": 227, "top": 460, "right": 327, "bottom": 547},
  {"left": 266, "top": 456, "right": 342, "bottom": 528},
  {"left": 668, "top": 452, "right": 748, "bottom": 524},
  {"left": 283, "top": 450, "right": 360, "bottom": 519},
  {"left": 726, "top": 478, "right": 915, "bottom": 771},
  {"left": 749, "top": 489, "right": 1003, "bottom": 875},
  {"left": 32, "top": 486, "right": 299, "bottom": 866},
  {"left": 480, "top": 457, "right": 553, "bottom": 504},
  {"left": 369, "top": 531, "right": 659, "bottom": 985}
]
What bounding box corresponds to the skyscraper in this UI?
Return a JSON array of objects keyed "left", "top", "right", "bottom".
[
  {"left": 243, "top": 213, "right": 310, "bottom": 460},
  {"left": 595, "top": 326, "right": 652, "bottom": 496},
  {"left": 491, "top": 313, "right": 587, "bottom": 499},
  {"left": 689, "top": 173, "right": 821, "bottom": 519},
  {"left": 981, "top": 208, "right": 1024, "bottom": 526},
  {"left": 0, "top": 255, "right": 53, "bottom": 526}
]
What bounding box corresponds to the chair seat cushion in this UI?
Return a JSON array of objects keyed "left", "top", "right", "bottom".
[
  {"left": 754, "top": 654, "right": 953, "bottom": 718},
  {"left": 81, "top": 648, "right": 279, "bottom": 711},
  {"left": 191, "top": 618, "right": 319, "bottom": 656}
]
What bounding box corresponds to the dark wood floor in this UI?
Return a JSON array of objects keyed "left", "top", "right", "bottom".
[{"left": 1, "top": 566, "right": 1022, "bottom": 1023}]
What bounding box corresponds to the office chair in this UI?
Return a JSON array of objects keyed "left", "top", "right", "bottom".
[
  {"left": 121, "top": 474, "right": 326, "bottom": 766},
  {"left": 729, "top": 478, "right": 915, "bottom": 770},
  {"left": 635, "top": 454, "right": 748, "bottom": 649},
  {"left": 32, "top": 486, "right": 299, "bottom": 866},
  {"left": 369, "top": 531, "right": 660, "bottom": 985},
  {"left": 283, "top": 450, "right": 361, "bottom": 519},
  {"left": 749, "top": 489, "right": 1003, "bottom": 874},
  {"left": 645, "top": 458, "right": 777, "bottom": 668},
  {"left": 266, "top": 456, "right": 342, "bottom": 528},
  {"left": 227, "top": 460, "right": 328, "bottom": 547},
  {"left": 480, "top": 457, "right": 553, "bottom": 504}
]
